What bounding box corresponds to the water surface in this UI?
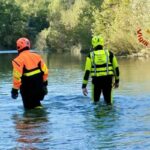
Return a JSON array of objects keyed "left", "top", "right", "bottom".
[{"left": 0, "top": 52, "right": 150, "bottom": 150}]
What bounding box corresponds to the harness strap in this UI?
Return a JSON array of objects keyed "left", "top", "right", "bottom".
[
  {"left": 91, "top": 52, "right": 97, "bottom": 76},
  {"left": 104, "top": 50, "right": 109, "bottom": 75}
]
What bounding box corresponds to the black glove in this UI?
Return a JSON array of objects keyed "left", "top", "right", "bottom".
[
  {"left": 43, "top": 86, "right": 48, "bottom": 95},
  {"left": 113, "top": 79, "right": 119, "bottom": 88},
  {"left": 43, "top": 80, "right": 48, "bottom": 95},
  {"left": 11, "top": 88, "right": 18, "bottom": 99}
]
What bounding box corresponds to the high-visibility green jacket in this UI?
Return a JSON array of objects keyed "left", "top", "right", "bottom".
[{"left": 82, "top": 49, "right": 119, "bottom": 88}]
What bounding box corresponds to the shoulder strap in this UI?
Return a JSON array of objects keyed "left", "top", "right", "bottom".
[
  {"left": 90, "top": 51, "right": 97, "bottom": 76},
  {"left": 109, "top": 51, "right": 114, "bottom": 63},
  {"left": 104, "top": 49, "right": 109, "bottom": 75}
]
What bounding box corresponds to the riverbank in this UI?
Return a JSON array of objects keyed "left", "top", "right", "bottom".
[
  {"left": 80, "top": 47, "right": 150, "bottom": 59},
  {"left": 118, "top": 48, "right": 150, "bottom": 58},
  {"left": 1, "top": 47, "right": 150, "bottom": 59}
]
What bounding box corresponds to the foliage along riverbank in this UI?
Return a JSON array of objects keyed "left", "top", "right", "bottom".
[{"left": 0, "top": 0, "right": 150, "bottom": 57}]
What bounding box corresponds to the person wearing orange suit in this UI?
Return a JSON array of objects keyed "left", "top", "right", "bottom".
[{"left": 11, "top": 37, "right": 48, "bottom": 109}]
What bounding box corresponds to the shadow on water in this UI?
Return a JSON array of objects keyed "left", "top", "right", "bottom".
[{"left": 12, "top": 108, "right": 50, "bottom": 149}]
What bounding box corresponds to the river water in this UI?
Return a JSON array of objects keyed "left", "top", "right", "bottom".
[{"left": 0, "top": 52, "right": 150, "bottom": 150}]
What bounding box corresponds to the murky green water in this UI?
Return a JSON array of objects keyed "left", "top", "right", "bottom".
[{"left": 0, "top": 52, "right": 150, "bottom": 150}]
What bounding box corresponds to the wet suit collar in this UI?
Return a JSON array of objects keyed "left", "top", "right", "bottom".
[{"left": 18, "top": 49, "right": 30, "bottom": 54}]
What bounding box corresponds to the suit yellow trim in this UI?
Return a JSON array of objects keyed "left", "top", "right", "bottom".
[{"left": 23, "top": 69, "right": 41, "bottom": 77}]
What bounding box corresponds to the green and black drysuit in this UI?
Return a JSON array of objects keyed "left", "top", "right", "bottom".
[{"left": 82, "top": 48, "right": 119, "bottom": 104}]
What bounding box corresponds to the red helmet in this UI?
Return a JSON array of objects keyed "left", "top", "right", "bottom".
[{"left": 16, "top": 37, "right": 30, "bottom": 51}]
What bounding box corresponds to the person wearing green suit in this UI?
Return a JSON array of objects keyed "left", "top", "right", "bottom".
[{"left": 82, "top": 35, "right": 120, "bottom": 104}]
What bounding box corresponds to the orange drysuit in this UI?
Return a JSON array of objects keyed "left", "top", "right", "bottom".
[{"left": 12, "top": 50, "right": 48, "bottom": 109}]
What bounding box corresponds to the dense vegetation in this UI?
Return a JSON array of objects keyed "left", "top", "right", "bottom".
[{"left": 0, "top": 0, "right": 150, "bottom": 55}]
